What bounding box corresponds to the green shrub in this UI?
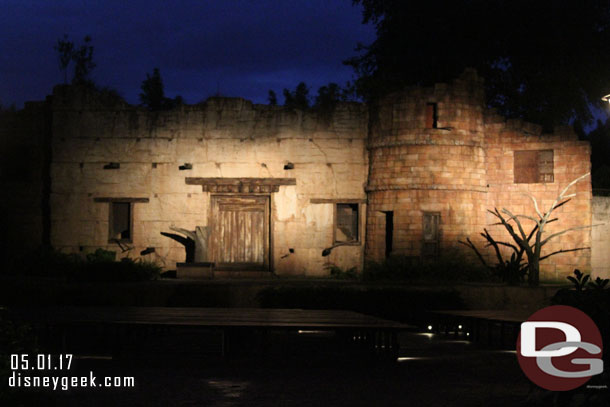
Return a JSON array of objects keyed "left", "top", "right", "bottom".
[
  {"left": 362, "top": 251, "right": 493, "bottom": 283},
  {"left": 324, "top": 263, "right": 359, "bottom": 280},
  {"left": 86, "top": 248, "right": 116, "bottom": 263},
  {"left": 545, "top": 270, "right": 610, "bottom": 406},
  {"left": 17, "top": 246, "right": 160, "bottom": 282},
  {"left": 0, "top": 311, "right": 42, "bottom": 406}
]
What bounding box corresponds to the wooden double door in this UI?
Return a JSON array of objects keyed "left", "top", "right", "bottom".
[{"left": 211, "top": 195, "right": 270, "bottom": 270}]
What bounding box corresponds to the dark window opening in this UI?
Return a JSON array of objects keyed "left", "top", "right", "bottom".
[
  {"left": 110, "top": 202, "right": 131, "bottom": 242},
  {"left": 425, "top": 103, "right": 438, "bottom": 129},
  {"left": 335, "top": 203, "right": 359, "bottom": 243},
  {"left": 514, "top": 150, "right": 554, "bottom": 184},
  {"left": 384, "top": 211, "right": 394, "bottom": 258},
  {"left": 422, "top": 212, "right": 440, "bottom": 257}
]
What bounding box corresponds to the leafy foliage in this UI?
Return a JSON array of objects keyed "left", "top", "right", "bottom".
[
  {"left": 54, "top": 34, "right": 74, "bottom": 84},
  {"left": 361, "top": 250, "right": 492, "bottom": 283},
  {"left": 324, "top": 263, "right": 359, "bottom": 280},
  {"left": 347, "top": 0, "right": 610, "bottom": 130},
  {"left": 550, "top": 269, "right": 610, "bottom": 405},
  {"left": 313, "top": 83, "right": 344, "bottom": 110},
  {"left": 279, "top": 82, "right": 351, "bottom": 114},
  {"left": 53, "top": 34, "right": 96, "bottom": 85},
  {"left": 0, "top": 311, "right": 42, "bottom": 406},
  {"left": 460, "top": 228, "right": 528, "bottom": 285},
  {"left": 72, "top": 35, "right": 96, "bottom": 84},
  {"left": 283, "top": 82, "right": 310, "bottom": 110},
  {"left": 17, "top": 246, "right": 160, "bottom": 282},
  {"left": 267, "top": 90, "right": 278, "bottom": 105},
  {"left": 567, "top": 268, "right": 591, "bottom": 291},
  {"left": 589, "top": 276, "right": 610, "bottom": 290}
]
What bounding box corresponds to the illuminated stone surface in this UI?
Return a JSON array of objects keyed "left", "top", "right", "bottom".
[{"left": 2, "top": 69, "right": 601, "bottom": 279}]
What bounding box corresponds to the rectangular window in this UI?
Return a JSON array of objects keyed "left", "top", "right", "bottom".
[
  {"left": 384, "top": 211, "right": 394, "bottom": 258},
  {"left": 109, "top": 202, "right": 131, "bottom": 242},
  {"left": 425, "top": 103, "right": 438, "bottom": 129},
  {"left": 514, "top": 150, "right": 554, "bottom": 184},
  {"left": 335, "top": 203, "right": 359, "bottom": 244},
  {"left": 422, "top": 212, "right": 440, "bottom": 257}
]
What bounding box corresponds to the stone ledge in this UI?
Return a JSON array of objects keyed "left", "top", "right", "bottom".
[
  {"left": 185, "top": 177, "right": 296, "bottom": 193},
  {"left": 176, "top": 262, "right": 214, "bottom": 279},
  {"left": 366, "top": 184, "right": 488, "bottom": 193}
]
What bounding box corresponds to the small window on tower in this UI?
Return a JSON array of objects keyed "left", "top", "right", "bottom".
[{"left": 425, "top": 103, "right": 438, "bottom": 129}]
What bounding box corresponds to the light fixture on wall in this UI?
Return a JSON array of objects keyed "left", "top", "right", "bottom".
[{"left": 602, "top": 94, "right": 610, "bottom": 105}]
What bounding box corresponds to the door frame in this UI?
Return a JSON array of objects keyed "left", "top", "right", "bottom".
[{"left": 209, "top": 194, "right": 272, "bottom": 271}]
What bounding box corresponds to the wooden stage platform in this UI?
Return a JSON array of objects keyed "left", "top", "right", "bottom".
[{"left": 6, "top": 307, "right": 413, "bottom": 361}]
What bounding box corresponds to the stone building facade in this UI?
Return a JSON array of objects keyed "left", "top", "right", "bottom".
[
  {"left": 365, "top": 70, "right": 594, "bottom": 280},
  {"left": 3, "top": 69, "right": 605, "bottom": 279}
]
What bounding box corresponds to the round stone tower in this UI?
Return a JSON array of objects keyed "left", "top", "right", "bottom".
[{"left": 365, "top": 69, "right": 488, "bottom": 262}]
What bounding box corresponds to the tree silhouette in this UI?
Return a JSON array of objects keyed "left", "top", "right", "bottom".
[
  {"left": 139, "top": 68, "right": 182, "bottom": 110},
  {"left": 54, "top": 35, "right": 74, "bottom": 84},
  {"left": 460, "top": 174, "right": 595, "bottom": 286},
  {"left": 72, "top": 35, "right": 95, "bottom": 84},
  {"left": 140, "top": 68, "right": 165, "bottom": 110},
  {"left": 283, "top": 82, "right": 310, "bottom": 110},
  {"left": 53, "top": 35, "right": 95, "bottom": 85},
  {"left": 347, "top": 0, "right": 610, "bottom": 130},
  {"left": 268, "top": 90, "right": 278, "bottom": 106},
  {"left": 313, "top": 83, "right": 344, "bottom": 111}
]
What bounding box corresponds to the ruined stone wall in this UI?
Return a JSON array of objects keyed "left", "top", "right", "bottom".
[
  {"left": 592, "top": 196, "right": 610, "bottom": 278},
  {"left": 36, "top": 70, "right": 597, "bottom": 281},
  {"left": 367, "top": 69, "right": 593, "bottom": 282},
  {"left": 50, "top": 86, "right": 368, "bottom": 275},
  {"left": 484, "top": 119, "right": 592, "bottom": 281}
]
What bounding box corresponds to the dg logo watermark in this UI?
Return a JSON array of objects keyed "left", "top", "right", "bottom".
[{"left": 517, "top": 305, "right": 604, "bottom": 391}]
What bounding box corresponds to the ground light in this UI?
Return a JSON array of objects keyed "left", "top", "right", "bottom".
[{"left": 602, "top": 94, "right": 610, "bottom": 104}]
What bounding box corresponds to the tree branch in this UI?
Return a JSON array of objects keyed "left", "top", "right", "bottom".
[
  {"left": 458, "top": 237, "right": 491, "bottom": 269},
  {"left": 169, "top": 225, "right": 196, "bottom": 241},
  {"left": 524, "top": 193, "right": 543, "bottom": 220},
  {"left": 501, "top": 208, "right": 529, "bottom": 246},
  {"left": 539, "top": 247, "right": 590, "bottom": 261},
  {"left": 540, "top": 224, "right": 600, "bottom": 247}
]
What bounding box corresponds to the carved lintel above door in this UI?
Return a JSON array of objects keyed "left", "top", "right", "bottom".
[{"left": 185, "top": 177, "right": 296, "bottom": 193}]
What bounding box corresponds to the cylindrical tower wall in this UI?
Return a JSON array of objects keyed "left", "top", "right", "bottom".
[{"left": 366, "top": 69, "right": 488, "bottom": 262}]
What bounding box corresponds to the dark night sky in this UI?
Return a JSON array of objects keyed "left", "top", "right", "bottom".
[{"left": 0, "top": 0, "right": 375, "bottom": 108}]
